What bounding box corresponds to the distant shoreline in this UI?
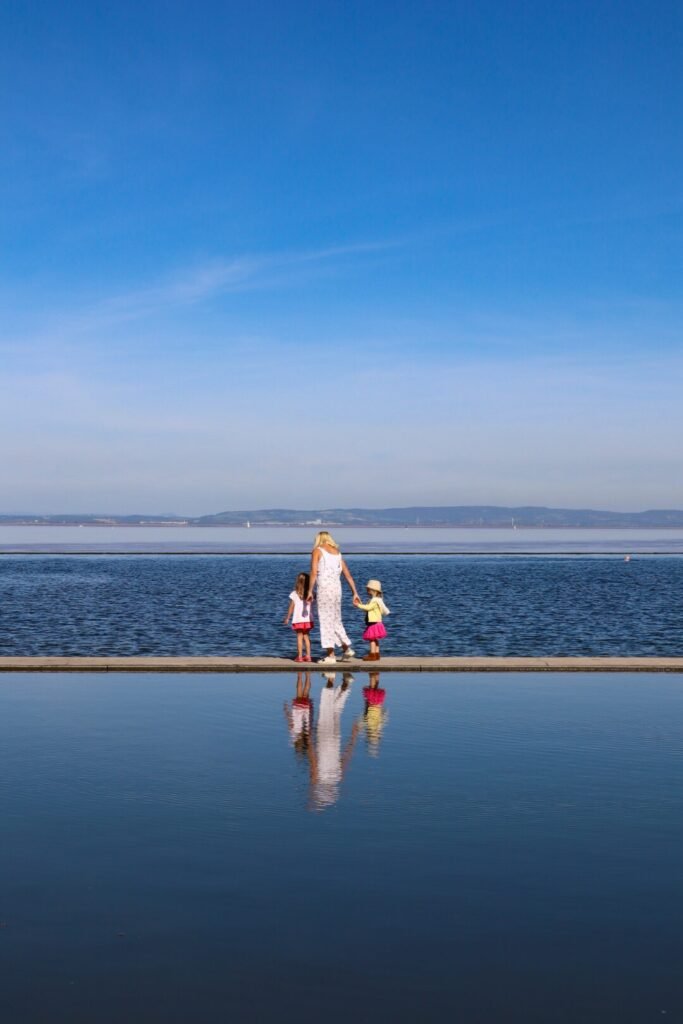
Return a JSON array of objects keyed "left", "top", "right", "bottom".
[
  {"left": 3, "top": 523, "right": 683, "bottom": 531},
  {"left": 3, "top": 504, "right": 683, "bottom": 529}
]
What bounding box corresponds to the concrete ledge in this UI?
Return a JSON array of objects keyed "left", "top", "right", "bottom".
[{"left": 0, "top": 656, "right": 682, "bottom": 673}]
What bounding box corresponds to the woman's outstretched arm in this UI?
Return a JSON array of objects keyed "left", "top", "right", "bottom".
[{"left": 341, "top": 558, "right": 359, "bottom": 601}]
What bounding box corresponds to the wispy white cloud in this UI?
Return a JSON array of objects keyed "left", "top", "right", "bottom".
[
  {"left": 0, "top": 238, "right": 399, "bottom": 351},
  {"left": 2, "top": 230, "right": 681, "bottom": 513},
  {"left": 3, "top": 343, "right": 683, "bottom": 513}
]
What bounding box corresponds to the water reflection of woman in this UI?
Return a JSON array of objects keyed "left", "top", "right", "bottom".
[
  {"left": 359, "top": 672, "right": 388, "bottom": 756},
  {"left": 283, "top": 671, "right": 314, "bottom": 760},
  {"left": 309, "top": 672, "right": 359, "bottom": 811}
]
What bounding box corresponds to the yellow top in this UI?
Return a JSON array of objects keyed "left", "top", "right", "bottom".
[{"left": 356, "top": 596, "right": 384, "bottom": 623}]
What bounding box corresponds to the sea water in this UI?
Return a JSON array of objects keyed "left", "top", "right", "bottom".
[
  {"left": 0, "top": 553, "right": 682, "bottom": 656},
  {"left": 3, "top": 524, "right": 683, "bottom": 553}
]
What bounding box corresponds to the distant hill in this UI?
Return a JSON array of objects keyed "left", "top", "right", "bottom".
[
  {"left": 3, "top": 506, "right": 683, "bottom": 527},
  {"left": 0, "top": 514, "right": 191, "bottom": 526},
  {"left": 194, "top": 506, "right": 683, "bottom": 527}
]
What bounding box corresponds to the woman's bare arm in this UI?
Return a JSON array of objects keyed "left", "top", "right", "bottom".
[
  {"left": 307, "top": 547, "right": 321, "bottom": 601},
  {"left": 341, "top": 558, "right": 359, "bottom": 601},
  {"left": 340, "top": 722, "right": 361, "bottom": 777}
]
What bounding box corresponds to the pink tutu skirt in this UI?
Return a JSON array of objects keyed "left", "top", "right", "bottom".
[
  {"left": 363, "top": 622, "right": 387, "bottom": 641},
  {"left": 363, "top": 686, "right": 386, "bottom": 705},
  {"left": 292, "top": 622, "right": 313, "bottom": 633}
]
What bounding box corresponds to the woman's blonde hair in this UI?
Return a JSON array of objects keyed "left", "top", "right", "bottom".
[{"left": 314, "top": 530, "right": 339, "bottom": 551}]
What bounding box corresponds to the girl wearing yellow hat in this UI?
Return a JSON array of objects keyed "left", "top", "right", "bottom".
[{"left": 353, "top": 580, "right": 390, "bottom": 661}]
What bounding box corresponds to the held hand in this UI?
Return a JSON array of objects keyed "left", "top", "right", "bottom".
[
  {"left": 306, "top": 592, "right": 314, "bottom": 603},
  {"left": 353, "top": 596, "right": 360, "bottom": 606}
]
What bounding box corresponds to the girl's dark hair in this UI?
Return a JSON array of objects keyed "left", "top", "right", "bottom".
[
  {"left": 295, "top": 572, "right": 310, "bottom": 598},
  {"left": 293, "top": 731, "right": 311, "bottom": 758}
]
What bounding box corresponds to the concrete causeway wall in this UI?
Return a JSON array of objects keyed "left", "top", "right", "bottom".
[{"left": 0, "top": 656, "right": 682, "bottom": 673}]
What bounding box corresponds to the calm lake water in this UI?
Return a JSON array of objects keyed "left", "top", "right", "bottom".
[
  {"left": 3, "top": 525, "right": 683, "bottom": 553},
  {"left": 1, "top": 554, "right": 682, "bottom": 657},
  {"left": 2, "top": 671, "right": 682, "bottom": 1023}
]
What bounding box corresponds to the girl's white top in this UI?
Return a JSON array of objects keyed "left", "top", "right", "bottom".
[
  {"left": 289, "top": 703, "right": 311, "bottom": 741},
  {"left": 290, "top": 591, "right": 314, "bottom": 624}
]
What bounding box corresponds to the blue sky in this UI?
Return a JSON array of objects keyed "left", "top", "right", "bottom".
[{"left": 1, "top": 0, "right": 681, "bottom": 513}]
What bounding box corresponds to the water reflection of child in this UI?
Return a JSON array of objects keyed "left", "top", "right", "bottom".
[
  {"left": 359, "top": 672, "right": 388, "bottom": 756},
  {"left": 283, "top": 672, "right": 313, "bottom": 760},
  {"left": 309, "top": 672, "right": 359, "bottom": 811}
]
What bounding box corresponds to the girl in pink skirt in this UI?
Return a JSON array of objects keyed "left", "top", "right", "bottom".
[
  {"left": 353, "top": 579, "right": 390, "bottom": 661},
  {"left": 283, "top": 572, "right": 314, "bottom": 662},
  {"left": 360, "top": 672, "right": 388, "bottom": 755}
]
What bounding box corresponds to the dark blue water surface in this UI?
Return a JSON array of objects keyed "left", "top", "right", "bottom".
[
  {"left": 1, "top": 671, "right": 682, "bottom": 1023},
  {"left": 0, "top": 554, "right": 682, "bottom": 656}
]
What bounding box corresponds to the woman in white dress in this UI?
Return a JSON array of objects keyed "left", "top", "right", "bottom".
[
  {"left": 310, "top": 673, "right": 358, "bottom": 810},
  {"left": 307, "top": 531, "right": 359, "bottom": 662}
]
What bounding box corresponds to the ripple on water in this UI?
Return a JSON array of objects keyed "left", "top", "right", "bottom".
[{"left": 0, "top": 554, "right": 682, "bottom": 656}]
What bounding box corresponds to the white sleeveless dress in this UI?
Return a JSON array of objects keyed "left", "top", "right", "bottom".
[
  {"left": 315, "top": 548, "right": 351, "bottom": 649},
  {"left": 312, "top": 681, "right": 352, "bottom": 809}
]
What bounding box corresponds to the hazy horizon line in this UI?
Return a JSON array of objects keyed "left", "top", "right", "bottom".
[{"left": 3, "top": 503, "right": 683, "bottom": 518}]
